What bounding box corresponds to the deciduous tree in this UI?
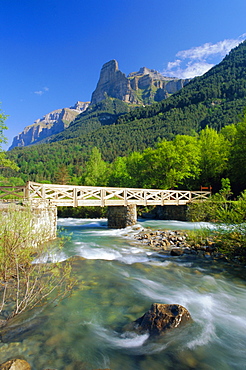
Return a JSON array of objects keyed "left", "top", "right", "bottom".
[
  {"left": 81, "top": 147, "right": 109, "bottom": 186},
  {"left": 198, "top": 127, "right": 229, "bottom": 188}
]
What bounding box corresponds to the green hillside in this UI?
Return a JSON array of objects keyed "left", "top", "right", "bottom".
[{"left": 5, "top": 40, "right": 246, "bottom": 185}]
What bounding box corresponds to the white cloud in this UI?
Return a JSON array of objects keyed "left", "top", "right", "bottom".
[
  {"left": 177, "top": 39, "right": 241, "bottom": 61},
  {"left": 167, "top": 59, "right": 182, "bottom": 70},
  {"left": 164, "top": 34, "right": 246, "bottom": 79},
  {"left": 168, "top": 62, "right": 215, "bottom": 79},
  {"left": 34, "top": 90, "right": 44, "bottom": 95},
  {"left": 34, "top": 87, "right": 49, "bottom": 95}
]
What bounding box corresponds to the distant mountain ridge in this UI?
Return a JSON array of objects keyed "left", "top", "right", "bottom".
[{"left": 9, "top": 101, "right": 89, "bottom": 150}]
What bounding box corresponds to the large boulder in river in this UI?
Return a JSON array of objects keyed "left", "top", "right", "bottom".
[
  {"left": 0, "top": 359, "right": 31, "bottom": 370},
  {"left": 132, "top": 303, "right": 191, "bottom": 336}
]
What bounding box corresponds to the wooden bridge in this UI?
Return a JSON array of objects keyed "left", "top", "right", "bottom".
[{"left": 0, "top": 181, "right": 211, "bottom": 207}]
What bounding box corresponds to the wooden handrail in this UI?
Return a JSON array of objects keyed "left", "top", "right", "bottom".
[
  {"left": 0, "top": 182, "right": 211, "bottom": 207},
  {"left": 19, "top": 182, "right": 211, "bottom": 207}
]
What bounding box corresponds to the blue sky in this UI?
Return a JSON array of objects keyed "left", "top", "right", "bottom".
[{"left": 1, "top": 0, "right": 246, "bottom": 149}]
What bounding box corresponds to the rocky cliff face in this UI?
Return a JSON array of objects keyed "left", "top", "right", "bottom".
[
  {"left": 91, "top": 60, "right": 191, "bottom": 105},
  {"left": 91, "top": 60, "right": 134, "bottom": 104},
  {"left": 9, "top": 101, "right": 89, "bottom": 150}
]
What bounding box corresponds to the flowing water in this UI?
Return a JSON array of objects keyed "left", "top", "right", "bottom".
[{"left": 0, "top": 218, "right": 246, "bottom": 370}]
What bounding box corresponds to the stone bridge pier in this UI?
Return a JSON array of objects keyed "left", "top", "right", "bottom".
[{"left": 107, "top": 205, "right": 137, "bottom": 228}]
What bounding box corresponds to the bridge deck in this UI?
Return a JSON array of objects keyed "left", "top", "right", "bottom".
[{"left": 0, "top": 181, "right": 211, "bottom": 207}]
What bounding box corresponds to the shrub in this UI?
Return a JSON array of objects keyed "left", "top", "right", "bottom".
[{"left": 0, "top": 205, "right": 74, "bottom": 323}]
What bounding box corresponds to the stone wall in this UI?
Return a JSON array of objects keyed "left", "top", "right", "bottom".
[
  {"left": 107, "top": 205, "right": 137, "bottom": 228},
  {"left": 154, "top": 205, "right": 189, "bottom": 221}
]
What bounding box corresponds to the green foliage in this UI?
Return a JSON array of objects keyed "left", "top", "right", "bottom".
[
  {"left": 186, "top": 227, "right": 212, "bottom": 246},
  {"left": 220, "top": 124, "right": 237, "bottom": 143},
  {"left": 124, "top": 135, "right": 201, "bottom": 189},
  {"left": 81, "top": 147, "right": 110, "bottom": 186},
  {"left": 188, "top": 198, "right": 221, "bottom": 222},
  {"left": 0, "top": 152, "right": 19, "bottom": 172},
  {"left": 125, "top": 151, "right": 145, "bottom": 188},
  {"left": 228, "top": 114, "right": 246, "bottom": 190},
  {"left": 108, "top": 156, "right": 131, "bottom": 187},
  {"left": 131, "top": 85, "right": 166, "bottom": 105},
  {"left": 0, "top": 106, "right": 19, "bottom": 171},
  {"left": 0, "top": 109, "right": 8, "bottom": 145},
  {"left": 219, "top": 178, "right": 232, "bottom": 199},
  {"left": 57, "top": 206, "right": 107, "bottom": 218},
  {"left": 198, "top": 127, "right": 229, "bottom": 186},
  {"left": 0, "top": 175, "right": 25, "bottom": 186},
  {"left": 188, "top": 180, "right": 246, "bottom": 224},
  {"left": 54, "top": 164, "right": 71, "bottom": 185}
]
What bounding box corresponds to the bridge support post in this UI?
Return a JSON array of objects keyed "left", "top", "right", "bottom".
[{"left": 107, "top": 205, "right": 137, "bottom": 229}]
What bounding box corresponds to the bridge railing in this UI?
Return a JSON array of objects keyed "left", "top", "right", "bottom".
[
  {"left": 0, "top": 185, "right": 26, "bottom": 201},
  {"left": 23, "top": 181, "right": 211, "bottom": 207}
]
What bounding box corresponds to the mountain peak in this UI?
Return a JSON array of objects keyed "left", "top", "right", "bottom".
[{"left": 91, "top": 60, "right": 191, "bottom": 105}]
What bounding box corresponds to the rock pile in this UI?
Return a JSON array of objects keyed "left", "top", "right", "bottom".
[
  {"left": 135, "top": 230, "right": 189, "bottom": 249},
  {"left": 134, "top": 229, "right": 217, "bottom": 257}
]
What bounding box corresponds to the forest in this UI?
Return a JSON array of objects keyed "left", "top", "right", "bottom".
[{"left": 1, "top": 117, "right": 246, "bottom": 196}]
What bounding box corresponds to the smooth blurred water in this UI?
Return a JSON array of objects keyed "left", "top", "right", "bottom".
[{"left": 0, "top": 218, "right": 246, "bottom": 370}]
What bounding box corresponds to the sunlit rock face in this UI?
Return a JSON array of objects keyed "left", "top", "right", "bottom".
[
  {"left": 9, "top": 101, "right": 89, "bottom": 150},
  {"left": 91, "top": 60, "right": 191, "bottom": 105},
  {"left": 91, "top": 60, "right": 134, "bottom": 104}
]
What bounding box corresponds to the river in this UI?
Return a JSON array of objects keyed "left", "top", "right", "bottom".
[{"left": 0, "top": 218, "right": 246, "bottom": 370}]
